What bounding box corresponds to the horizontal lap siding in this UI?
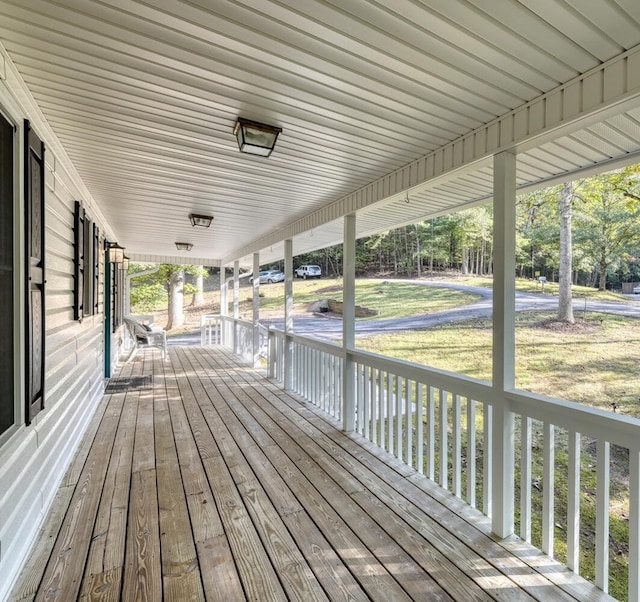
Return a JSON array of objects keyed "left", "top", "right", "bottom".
[{"left": 0, "top": 66, "right": 109, "bottom": 599}]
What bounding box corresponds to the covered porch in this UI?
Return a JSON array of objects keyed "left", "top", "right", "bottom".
[
  {"left": 9, "top": 346, "right": 609, "bottom": 602},
  {"left": 2, "top": 2, "right": 640, "bottom": 601}
]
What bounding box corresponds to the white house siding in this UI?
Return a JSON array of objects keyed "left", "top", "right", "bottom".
[{"left": 0, "top": 53, "right": 111, "bottom": 600}]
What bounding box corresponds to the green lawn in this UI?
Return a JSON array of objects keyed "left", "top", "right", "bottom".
[
  {"left": 458, "top": 275, "right": 627, "bottom": 302},
  {"left": 356, "top": 310, "right": 640, "bottom": 417},
  {"left": 246, "top": 278, "right": 480, "bottom": 319}
]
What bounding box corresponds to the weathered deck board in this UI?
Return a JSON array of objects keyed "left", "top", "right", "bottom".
[{"left": 8, "top": 346, "right": 615, "bottom": 602}]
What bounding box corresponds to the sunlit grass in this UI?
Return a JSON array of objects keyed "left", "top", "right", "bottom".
[
  {"left": 241, "top": 278, "right": 480, "bottom": 319},
  {"left": 454, "top": 275, "right": 627, "bottom": 302},
  {"left": 356, "top": 311, "right": 640, "bottom": 416}
]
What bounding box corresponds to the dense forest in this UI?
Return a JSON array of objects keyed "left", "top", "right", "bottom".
[{"left": 290, "top": 165, "right": 640, "bottom": 291}]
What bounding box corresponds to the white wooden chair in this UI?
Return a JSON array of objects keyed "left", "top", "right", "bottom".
[{"left": 123, "top": 316, "right": 167, "bottom": 361}]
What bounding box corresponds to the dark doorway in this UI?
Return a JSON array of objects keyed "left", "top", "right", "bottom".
[{"left": 0, "top": 113, "right": 14, "bottom": 436}]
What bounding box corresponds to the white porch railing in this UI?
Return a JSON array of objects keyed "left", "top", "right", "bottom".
[
  {"left": 274, "top": 330, "right": 344, "bottom": 421},
  {"left": 202, "top": 317, "right": 640, "bottom": 601},
  {"left": 267, "top": 328, "right": 639, "bottom": 602},
  {"left": 200, "top": 314, "right": 268, "bottom": 364}
]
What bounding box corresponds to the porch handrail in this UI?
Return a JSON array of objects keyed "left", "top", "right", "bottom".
[
  {"left": 201, "top": 314, "right": 268, "bottom": 365},
  {"left": 264, "top": 325, "right": 639, "bottom": 601},
  {"left": 507, "top": 388, "right": 640, "bottom": 448}
]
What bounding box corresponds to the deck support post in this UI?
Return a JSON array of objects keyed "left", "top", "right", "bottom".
[
  {"left": 284, "top": 238, "right": 294, "bottom": 390},
  {"left": 233, "top": 260, "right": 240, "bottom": 356},
  {"left": 630, "top": 446, "right": 640, "bottom": 602},
  {"left": 342, "top": 213, "right": 356, "bottom": 432},
  {"left": 252, "top": 252, "right": 260, "bottom": 366},
  {"left": 492, "top": 150, "right": 516, "bottom": 538},
  {"left": 220, "top": 266, "right": 227, "bottom": 316}
]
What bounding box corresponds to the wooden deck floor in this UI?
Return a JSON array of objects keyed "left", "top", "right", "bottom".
[{"left": 9, "top": 346, "right": 613, "bottom": 602}]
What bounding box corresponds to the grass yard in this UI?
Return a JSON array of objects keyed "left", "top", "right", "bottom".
[
  {"left": 146, "top": 278, "right": 481, "bottom": 332},
  {"left": 357, "top": 311, "right": 640, "bottom": 417},
  {"left": 248, "top": 278, "right": 480, "bottom": 320},
  {"left": 456, "top": 275, "right": 627, "bottom": 302}
]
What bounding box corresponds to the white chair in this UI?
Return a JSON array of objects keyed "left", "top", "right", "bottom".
[{"left": 123, "top": 316, "right": 167, "bottom": 361}]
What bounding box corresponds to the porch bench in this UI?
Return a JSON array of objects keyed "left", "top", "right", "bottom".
[{"left": 123, "top": 315, "right": 167, "bottom": 361}]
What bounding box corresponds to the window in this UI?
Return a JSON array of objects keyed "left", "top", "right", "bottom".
[{"left": 0, "top": 112, "right": 14, "bottom": 436}]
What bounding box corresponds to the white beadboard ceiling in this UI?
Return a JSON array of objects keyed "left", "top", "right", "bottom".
[{"left": 1, "top": 0, "right": 640, "bottom": 267}]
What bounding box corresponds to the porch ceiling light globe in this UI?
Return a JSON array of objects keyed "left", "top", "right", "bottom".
[
  {"left": 234, "top": 117, "right": 282, "bottom": 157},
  {"left": 175, "top": 242, "right": 193, "bottom": 251}
]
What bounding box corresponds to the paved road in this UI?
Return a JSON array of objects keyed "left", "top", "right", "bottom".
[
  {"left": 168, "top": 280, "right": 640, "bottom": 345},
  {"left": 260, "top": 279, "right": 640, "bottom": 340}
]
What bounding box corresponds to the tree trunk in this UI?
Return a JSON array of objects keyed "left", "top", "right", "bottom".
[
  {"left": 598, "top": 260, "right": 608, "bottom": 291},
  {"left": 557, "top": 182, "right": 575, "bottom": 323},
  {"left": 415, "top": 227, "right": 422, "bottom": 278},
  {"left": 167, "top": 269, "right": 185, "bottom": 330},
  {"left": 191, "top": 272, "right": 205, "bottom": 306}
]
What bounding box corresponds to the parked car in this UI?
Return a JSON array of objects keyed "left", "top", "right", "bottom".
[
  {"left": 634, "top": 285, "right": 640, "bottom": 294},
  {"left": 295, "top": 264, "right": 322, "bottom": 279},
  {"left": 249, "top": 270, "right": 285, "bottom": 284}
]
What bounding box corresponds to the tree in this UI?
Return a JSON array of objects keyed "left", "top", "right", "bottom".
[
  {"left": 189, "top": 266, "right": 209, "bottom": 306},
  {"left": 557, "top": 182, "right": 575, "bottom": 323},
  {"left": 129, "top": 263, "right": 208, "bottom": 329},
  {"left": 166, "top": 267, "right": 185, "bottom": 330},
  {"left": 574, "top": 168, "right": 640, "bottom": 290}
]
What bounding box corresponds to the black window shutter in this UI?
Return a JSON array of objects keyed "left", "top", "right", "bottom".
[
  {"left": 83, "top": 213, "right": 94, "bottom": 316},
  {"left": 93, "top": 223, "right": 100, "bottom": 314},
  {"left": 74, "top": 200, "right": 85, "bottom": 321},
  {"left": 25, "top": 119, "right": 45, "bottom": 425}
]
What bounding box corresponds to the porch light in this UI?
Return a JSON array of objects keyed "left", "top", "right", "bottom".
[
  {"left": 189, "top": 213, "right": 213, "bottom": 228},
  {"left": 234, "top": 118, "right": 282, "bottom": 157},
  {"left": 175, "top": 242, "right": 193, "bottom": 251},
  {"left": 107, "top": 242, "right": 125, "bottom": 264},
  {"left": 121, "top": 256, "right": 130, "bottom": 271}
]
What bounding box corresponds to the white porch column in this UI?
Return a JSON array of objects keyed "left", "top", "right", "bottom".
[
  {"left": 252, "top": 252, "right": 260, "bottom": 365},
  {"left": 492, "top": 150, "right": 516, "bottom": 538},
  {"left": 284, "top": 238, "right": 294, "bottom": 390},
  {"left": 233, "top": 260, "right": 240, "bottom": 318},
  {"left": 342, "top": 213, "right": 356, "bottom": 432},
  {"left": 233, "top": 260, "right": 240, "bottom": 355},
  {"left": 630, "top": 446, "right": 640, "bottom": 602},
  {"left": 220, "top": 266, "right": 227, "bottom": 316}
]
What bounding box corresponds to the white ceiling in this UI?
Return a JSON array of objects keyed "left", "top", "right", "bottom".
[{"left": 1, "top": 0, "right": 640, "bottom": 267}]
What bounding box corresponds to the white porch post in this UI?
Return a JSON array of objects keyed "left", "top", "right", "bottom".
[
  {"left": 492, "top": 150, "right": 516, "bottom": 538},
  {"left": 252, "top": 252, "right": 260, "bottom": 366},
  {"left": 630, "top": 446, "right": 640, "bottom": 602},
  {"left": 220, "top": 266, "right": 227, "bottom": 316},
  {"left": 284, "top": 238, "right": 294, "bottom": 390},
  {"left": 342, "top": 213, "right": 356, "bottom": 432},
  {"left": 233, "top": 260, "right": 240, "bottom": 355}
]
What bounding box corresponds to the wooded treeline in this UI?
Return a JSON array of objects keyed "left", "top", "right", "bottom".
[{"left": 292, "top": 165, "right": 640, "bottom": 291}]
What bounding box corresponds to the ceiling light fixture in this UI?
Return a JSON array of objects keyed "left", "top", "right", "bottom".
[
  {"left": 234, "top": 117, "right": 282, "bottom": 157},
  {"left": 189, "top": 213, "right": 213, "bottom": 228},
  {"left": 107, "top": 242, "right": 125, "bottom": 264},
  {"left": 175, "top": 242, "right": 193, "bottom": 251}
]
